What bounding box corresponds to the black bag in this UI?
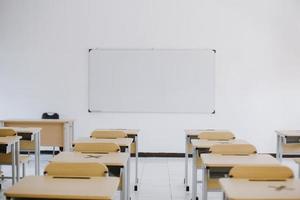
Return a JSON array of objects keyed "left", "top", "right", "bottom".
[{"left": 42, "top": 112, "right": 59, "bottom": 119}]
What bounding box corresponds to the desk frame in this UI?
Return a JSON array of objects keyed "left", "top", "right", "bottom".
[
  {"left": 0, "top": 120, "right": 74, "bottom": 152},
  {"left": 126, "top": 131, "right": 139, "bottom": 191},
  {"left": 184, "top": 129, "right": 221, "bottom": 191},
  {"left": 276, "top": 130, "right": 300, "bottom": 162},
  {"left": 72, "top": 139, "right": 132, "bottom": 200},
  {"left": 200, "top": 154, "right": 279, "bottom": 200},
  {"left": 90, "top": 128, "right": 140, "bottom": 191},
  {"left": 0, "top": 136, "right": 21, "bottom": 185},
  {"left": 1, "top": 127, "right": 41, "bottom": 176}
]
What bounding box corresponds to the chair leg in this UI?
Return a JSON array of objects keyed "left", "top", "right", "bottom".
[
  {"left": 53, "top": 146, "right": 55, "bottom": 156},
  {"left": 22, "top": 163, "right": 26, "bottom": 178},
  {"left": 223, "top": 192, "right": 227, "bottom": 200}
]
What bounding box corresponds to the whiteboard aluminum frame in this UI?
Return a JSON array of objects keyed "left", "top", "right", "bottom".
[{"left": 88, "top": 48, "right": 216, "bottom": 114}]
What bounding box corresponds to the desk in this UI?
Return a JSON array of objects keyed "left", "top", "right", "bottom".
[
  {"left": 0, "top": 136, "right": 22, "bottom": 185},
  {"left": 5, "top": 175, "right": 119, "bottom": 200},
  {"left": 200, "top": 154, "right": 279, "bottom": 200},
  {"left": 294, "top": 158, "right": 300, "bottom": 179},
  {"left": 276, "top": 130, "right": 300, "bottom": 162},
  {"left": 0, "top": 119, "right": 74, "bottom": 151},
  {"left": 0, "top": 127, "right": 41, "bottom": 176},
  {"left": 106, "top": 129, "right": 140, "bottom": 191},
  {"left": 220, "top": 178, "right": 300, "bottom": 200},
  {"left": 190, "top": 138, "right": 248, "bottom": 199},
  {"left": 51, "top": 151, "right": 129, "bottom": 200},
  {"left": 184, "top": 129, "right": 228, "bottom": 191}
]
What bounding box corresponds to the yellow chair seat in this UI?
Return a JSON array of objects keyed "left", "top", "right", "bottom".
[
  {"left": 208, "top": 178, "right": 221, "bottom": 190},
  {"left": 0, "top": 154, "right": 30, "bottom": 165},
  {"left": 20, "top": 140, "right": 35, "bottom": 151}
]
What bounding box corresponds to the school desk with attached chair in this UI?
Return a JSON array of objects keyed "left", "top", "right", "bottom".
[
  {"left": 0, "top": 127, "right": 41, "bottom": 175},
  {"left": 91, "top": 129, "right": 140, "bottom": 191},
  {"left": 190, "top": 137, "right": 248, "bottom": 199},
  {"left": 184, "top": 129, "right": 235, "bottom": 191},
  {"left": 0, "top": 135, "right": 22, "bottom": 185},
  {"left": 276, "top": 130, "right": 300, "bottom": 162},
  {"left": 200, "top": 152, "right": 280, "bottom": 200},
  {"left": 5, "top": 163, "right": 120, "bottom": 200},
  {"left": 51, "top": 151, "right": 130, "bottom": 200},
  {"left": 220, "top": 165, "right": 298, "bottom": 200}
]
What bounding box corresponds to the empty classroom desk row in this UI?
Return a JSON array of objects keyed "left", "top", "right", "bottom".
[
  {"left": 4, "top": 140, "right": 132, "bottom": 200},
  {"left": 185, "top": 129, "right": 300, "bottom": 200}
]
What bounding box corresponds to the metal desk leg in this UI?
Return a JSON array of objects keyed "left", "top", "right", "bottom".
[
  {"left": 184, "top": 134, "right": 189, "bottom": 191},
  {"left": 279, "top": 136, "right": 286, "bottom": 161},
  {"left": 134, "top": 135, "right": 139, "bottom": 191},
  {"left": 34, "top": 131, "right": 41, "bottom": 175},
  {"left": 276, "top": 134, "right": 281, "bottom": 162},
  {"left": 120, "top": 167, "right": 126, "bottom": 200},
  {"left": 127, "top": 155, "right": 131, "bottom": 200},
  {"left": 63, "top": 122, "right": 70, "bottom": 152},
  {"left": 298, "top": 163, "right": 300, "bottom": 179},
  {"left": 192, "top": 147, "right": 197, "bottom": 200},
  {"left": 11, "top": 143, "right": 15, "bottom": 185},
  {"left": 15, "top": 141, "right": 20, "bottom": 182},
  {"left": 202, "top": 166, "right": 208, "bottom": 200},
  {"left": 125, "top": 146, "right": 131, "bottom": 200}
]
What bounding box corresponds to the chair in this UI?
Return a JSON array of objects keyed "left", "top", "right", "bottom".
[
  {"left": 44, "top": 162, "right": 108, "bottom": 177},
  {"left": 74, "top": 143, "right": 121, "bottom": 153},
  {"left": 195, "top": 131, "right": 235, "bottom": 168},
  {"left": 229, "top": 164, "right": 294, "bottom": 180},
  {"left": 91, "top": 130, "right": 127, "bottom": 139},
  {"left": 0, "top": 128, "right": 17, "bottom": 137},
  {"left": 198, "top": 131, "right": 235, "bottom": 140},
  {"left": 205, "top": 144, "right": 257, "bottom": 192},
  {"left": 0, "top": 128, "right": 29, "bottom": 178},
  {"left": 209, "top": 144, "right": 257, "bottom": 155}
]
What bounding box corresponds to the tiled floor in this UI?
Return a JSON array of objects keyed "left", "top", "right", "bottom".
[{"left": 0, "top": 155, "right": 298, "bottom": 200}]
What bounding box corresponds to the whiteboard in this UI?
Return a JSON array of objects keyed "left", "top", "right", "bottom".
[{"left": 88, "top": 49, "right": 215, "bottom": 113}]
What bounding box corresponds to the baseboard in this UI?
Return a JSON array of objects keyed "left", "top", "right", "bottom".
[
  {"left": 138, "top": 152, "right": 185, "bottom": 157},
  {"left": 30, "top": 151, "right": 299, "bottom": 158}
]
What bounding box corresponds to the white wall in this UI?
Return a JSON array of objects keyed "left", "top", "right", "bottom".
[{"left": 1, "top": 0, "right": 300, "bottom": 153}]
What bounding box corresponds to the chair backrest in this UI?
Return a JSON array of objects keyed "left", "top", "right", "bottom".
[
  {"left": 44, "top": 162, "right": 108, "bottom": 177},
  {"left": 0, "top": 128, "right": 17, "bottom": 137},
  {"left": 198, "top": 131, "right": 235, "bottom": 140},
  {"left": 209, "top": 144, "right": 257, "bottom": 155},
  {"left": 42, "top": 112, "right": 59, "bottom": 119},
  {"left": 74, "top": 143, "right": 120, "bottom": 153},
  {"left": 91, "top": 130, "right": 127, "bottom": 139},
  {"left": 229, "top": 165, "right": 294, "bottom": 180}
]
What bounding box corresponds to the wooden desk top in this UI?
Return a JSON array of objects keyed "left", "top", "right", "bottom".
[
  {"left": 0, "top": 136, "right": 22, "bottom": 145},
  {"left": 5, "top": 176, "right": 119, "bottom": 200},
  {"left": 0, "top": 127, "right": 41, "bottom": 134},
  {"left": 51, "top": 152, "right": 129, "bottom": 167},
  {"left": 201, "top": 154, "right": 279, "bottom": 167},
  {"left": 220, "top": 178, "right": 300, "bottom": 200},
  {"left": 276, "top": 130, "right": 300, "bottom": 137},
  {"left": 95, "top": 129, "right": 140, "bottom": 136},
  {"left": 185, "top": 129, "right": 228, "bottom": 136},
  {"left": 74, "top": 138, "right": 133, "bottom": 147},
  {"left": 191, "top": 139, "right": 248, "bottom": 148},
  {"left": 2, "top": 119, "right": 74, "bottom": 123}
]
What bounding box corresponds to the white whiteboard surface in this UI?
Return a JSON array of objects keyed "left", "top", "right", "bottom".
[{"left": 88, "top": 49, "right": 215, "bottom": 113}]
